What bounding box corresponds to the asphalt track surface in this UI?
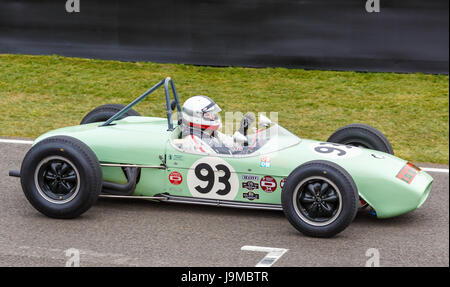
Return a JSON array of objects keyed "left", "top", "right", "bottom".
[{"left": 0, "top": 139, "right": 448, "bottom": 267}]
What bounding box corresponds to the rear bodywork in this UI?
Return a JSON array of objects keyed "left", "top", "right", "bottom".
[{"left": 34, "top": 115, "right": 433, "bottom": 219}]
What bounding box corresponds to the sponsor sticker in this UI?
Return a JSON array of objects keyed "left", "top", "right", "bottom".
[
  {"left": 280, "top": 178, "right": 287, "bottom": 189},
  {"left": 242, "top": 174, "right": 259, "bottom": 181},
  {"left": 260, "top": 156, "right": 271, "bottom": 168},
  {"left": 168, "top": 154, "right": 184, "bottom": 161},
  {"left": 169, "top": 187, "right": 182, "bottom": 193},
  {"left": 242, "top": 181, "right": 259, "bottom": 191},
  {"left": 243, "top": 191, "right": 259, "bottom": 201},
  {"left": 169, "top": 171, "right": 183, "bottom": 185},
  {"left": 260, "top": 176, "right": 277, "bottom": 193},
  {"left": 396, "top": 162, "right": 420, "bottom": 184}
]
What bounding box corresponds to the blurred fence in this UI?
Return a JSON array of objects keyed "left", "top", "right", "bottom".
[{"left": 0, "top": 0, "right": 448, "bottom": 73}]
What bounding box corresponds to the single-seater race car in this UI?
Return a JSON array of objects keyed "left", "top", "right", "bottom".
[{"left": 9, "top": 78, "right": 433, "bottom": 237}]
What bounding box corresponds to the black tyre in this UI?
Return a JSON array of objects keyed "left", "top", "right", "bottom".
[
  {"left": 80, "top": 104, "right": 141, "bottom": 124},
  {"left": 20, "top": 136, "right": 103, "bottom": 219},
  {"left": 282, "top": 160, "right": 358, "bottom": 238},
  {"left": 327, "top": 123, "right": 394, "bottom": 154}
]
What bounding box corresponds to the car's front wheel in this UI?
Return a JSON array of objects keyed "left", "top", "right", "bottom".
[
  {"left": 20, "top": 136, "right": 103, "bottom": 218},
  {"left": 282, "top": 160, "right": 358, "bottom": 238}
]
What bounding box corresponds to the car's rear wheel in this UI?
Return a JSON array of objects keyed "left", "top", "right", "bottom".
[
  {"left": 20, "top": 136, "right": 102, "bottom": 218},
  {"left": 327, "top": 123, "right": 394, "bottom": 154},
  {"left": 282, "top": 160, "right": 358, "bottom": 238},
  {"left": 80, "top": 104, "right": 141, "bottom": 124}
]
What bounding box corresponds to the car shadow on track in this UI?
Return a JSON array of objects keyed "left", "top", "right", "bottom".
[
  {"left": 95, "top": 197, "right": 286, "bottom": 218},
  {"left": 94, "top": 197, "right": 420, "bottom": 227},
  {"left": 353, "top": 208, "right": 421, "bottom": 226}
]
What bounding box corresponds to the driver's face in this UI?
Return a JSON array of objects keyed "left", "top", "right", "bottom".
[{"left": 203, "top": 112, "right": 217, "bottom": 121}]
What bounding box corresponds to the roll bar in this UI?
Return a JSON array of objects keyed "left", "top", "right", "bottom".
[{"left": 99, "top": 77, "right": 182, "bottom": 131}]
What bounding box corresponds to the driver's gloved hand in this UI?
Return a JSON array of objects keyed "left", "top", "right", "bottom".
[{"left": 238, "top": 113, "right": 255, "bottom": 135}]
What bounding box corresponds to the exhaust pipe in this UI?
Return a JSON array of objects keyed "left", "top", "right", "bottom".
[
  {"left": 9, "top": 170, "right": 20, "bottom": 178},
  {"left": 102, "top": 167, "right": 140, "bottom": 196}
]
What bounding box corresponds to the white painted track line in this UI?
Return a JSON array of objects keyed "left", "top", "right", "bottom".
[
  {"left": 421, "top": 167, "right": 449, "bottom": 173},
  {"left": 0, "top": 138, "right": 448, "bottom": 173},
  {"left": 241, "top": 246, "right": 289, "bottom": 267},
  {"left": 0, "top": 139, "right": 34, "bottom": 145}
]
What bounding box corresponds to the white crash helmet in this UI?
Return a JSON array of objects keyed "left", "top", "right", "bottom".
[{"left": 181, "top": 96, "right": 222, "bottom": 132}]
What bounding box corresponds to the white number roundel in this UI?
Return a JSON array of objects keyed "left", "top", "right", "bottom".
[
  {"left": 310, "top": 142, "right": 362, "bottom": 159},
  {"left": 187, "top": 157, "right": 239, "bottom": 200}
]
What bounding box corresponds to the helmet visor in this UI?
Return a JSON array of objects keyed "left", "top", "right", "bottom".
[{"left": 201, "top": 104, "right": 221, "bottom": 121}]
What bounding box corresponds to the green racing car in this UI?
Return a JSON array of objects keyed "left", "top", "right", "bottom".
[{"left": 9, "top": 78, "right": 433, "bottom": 237}]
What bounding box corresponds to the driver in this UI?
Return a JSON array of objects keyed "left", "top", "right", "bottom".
[{"left": 179, "top": 96, "right": 242, "bottom": 155}]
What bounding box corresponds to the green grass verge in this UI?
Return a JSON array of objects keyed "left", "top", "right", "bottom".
[{"left": 0, "top": 54, "right": 448, "bottom": 164}]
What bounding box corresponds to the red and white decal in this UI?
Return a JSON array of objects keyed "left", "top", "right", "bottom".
[
  {"left": 260, "top": 176, "right": 277, "bottom": 193},
  {"left": 396, "top": 162, "right": 420, "bottom": 184},
  {"left": 280, "top": 178, "right": 287, "bottom": 189},
  {"left": 169, "top": 171, "right": 183, "bottom": 185}
]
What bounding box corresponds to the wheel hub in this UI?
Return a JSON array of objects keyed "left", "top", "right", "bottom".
[
  {"left": 293, "top": 176, "right": 343, "bottom": 226},
  {"left": 34, "top": 156, "right": 80, "bottom": 204}
]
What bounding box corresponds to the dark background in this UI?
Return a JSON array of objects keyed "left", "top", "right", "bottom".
[{"left": 0, "top": 0, "right": 448, "bottom": 73}]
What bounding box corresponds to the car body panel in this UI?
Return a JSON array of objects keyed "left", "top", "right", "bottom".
[
  {"left": 35, "top": 117, "right": 170, "bottom": 165},
  {"left": 33, "top": 116, "right": 433, "bottom": 219}
]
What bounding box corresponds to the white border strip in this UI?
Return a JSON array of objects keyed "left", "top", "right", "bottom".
[
  {"left": 0, "top": 138, "right": 449, "bottom": 173},
  {"left": 241, "top": 245, "right": 288, "bottom": 267},
  {"left": 421, "top": 167, "right": 449, "bottom": 173},
  {"left": 0, "top": 139, "right": 34, "bottom": 145}
]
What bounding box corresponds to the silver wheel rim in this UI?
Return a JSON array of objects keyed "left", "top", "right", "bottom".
[
  {"left": 34, "top": 156, "right": 81, "bottom": 204},
  {"left": 292, "top": 176, "right": 343, "bottom": 226}
]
